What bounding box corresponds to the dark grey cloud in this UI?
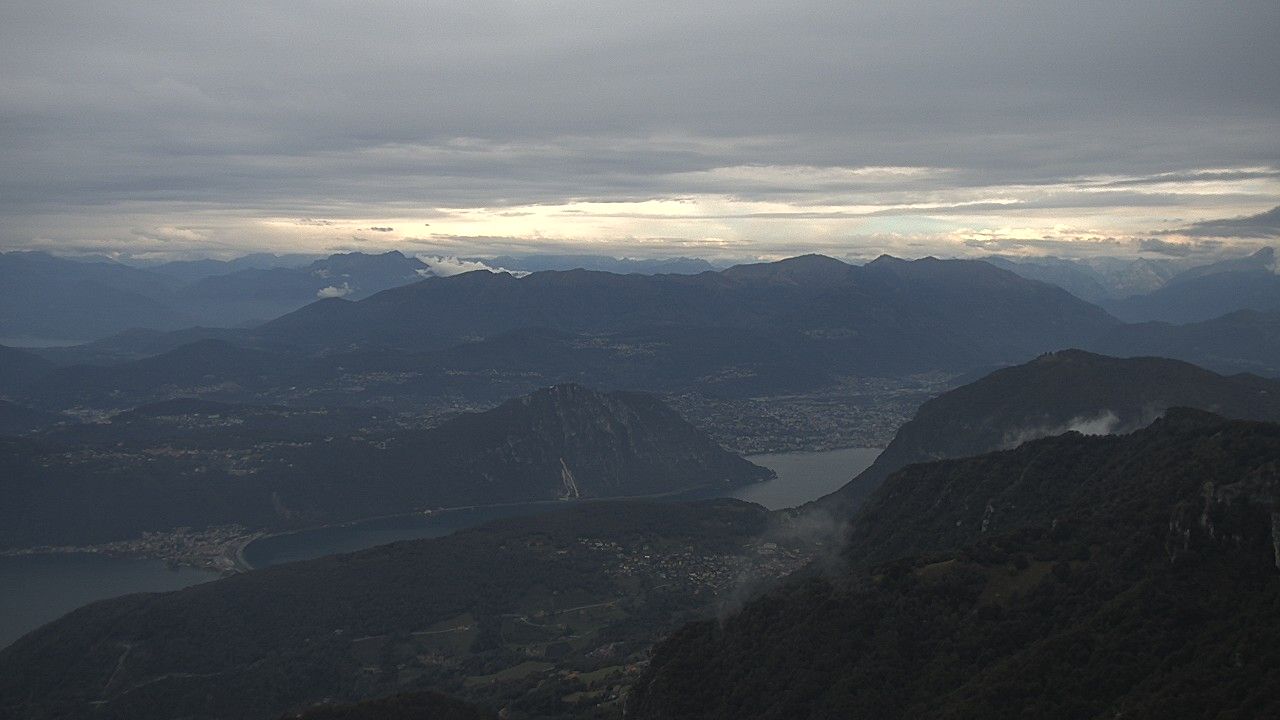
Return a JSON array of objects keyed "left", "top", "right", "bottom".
[
  {"left": 1138, "top": 238, "right": 1190, "bottom": 256},
  {"left": 0, "top": 1, "right": 1277, "bottom": 255},
  {"left": 1177, "top": 206, "right": 1280, "bottom": 239}
]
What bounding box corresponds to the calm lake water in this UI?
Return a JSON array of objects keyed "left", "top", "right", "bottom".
[
  {"left": 726, "top": 446, "right": 880, "bottom": 510},
  {"left": 0, "top": 446, "right": 878, "bottom": 650},
  {"left": 243, "top": 446, "right": 880, "bottom": 567},
  {"left": 0, "top": 554, "right": 218, "bottom": 650}
]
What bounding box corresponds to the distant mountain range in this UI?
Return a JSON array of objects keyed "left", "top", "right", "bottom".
[
  {"left": 0, "top": 384, "right": 768, "bottom": 548},
  {"left": 6, "top": 252, "right": 1280, "bottom": 416},
  {"left": 1103, "top": 247, "right": 1280, "bottom": 323},
  {"left": 630, "top": 410, "right": 1280, "bottom": 719},
  {"left": 3, "top": 254, "right": 1125, "bottom": 410},
  {"left": 982, "top": 253, "right": 1191, "bottom": 302},
  {"left": 811, "top": 349, "right": 1280, "bottom": 516},
  {"left": 6, "top": 246, "right": 1274, "bottom": 345},
  {"left": 0, "top": 251, "right": 191, "bottom": 344},
  {"left": 268, "top": 253, "right": 1112, "bottom": 356},
  {"left": 1087, "top": 309, "right": 1280, "bottom": 376},
  {"left": 0, "top": 250, "right": 431, "bottom": 343},
  {"left": 466, "top": 254, "right": 720, "bottom": 275},
  {"left": 988, "top": 247, "right": 1280, "bottom": 324}
]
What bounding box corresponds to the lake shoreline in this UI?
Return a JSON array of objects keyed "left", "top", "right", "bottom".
[
  {"left": 0, "top": 478, "right": 763, "bottom": 574},
  {"left": 0, "top": 446, "right": 879, "bottom": 651},
  {"left": 243, "top": 446, "right": 881, "bottom": 569},
  {"left": 238, "top": 478, "right": 760, "bottom": 570}
]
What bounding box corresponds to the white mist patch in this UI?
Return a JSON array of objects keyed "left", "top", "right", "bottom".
[
  {"left": 1001, "top": 410, "right": 1122, "bottom": 449},
  {"left": 416, "top": 255, "right": 528, "bottom": 277},
  {"left": 1064, "top": 411, "right": 1122, "bottom": 436},
  {"left": 316, "top": 282, "right": 352, "bottom": 298},
  {"left": 717, "top": 507, "right": 853, "bottom": 619}
]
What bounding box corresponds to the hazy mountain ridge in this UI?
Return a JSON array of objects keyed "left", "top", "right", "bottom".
[
  {"left": 0, "top": 252, "right": 194, "bottom": 343},
  {"left": 467, "top": 254, "right": 719, "bottom": 275},
  {"left": 5, "top": 254, "right": 1125, "bottom": 411},
  {"left": 629, "top": 412, "right": 1280, "bottom": 719},
  {"left": 1087, "top": 309, "right": 1280, "bottom": 377},
  {"left": 812, "top": 350, "right": 1280, "bottom": 516},
  {"left": 158, "top": 253, "right": 1123, "bottom": 359},
  {"left": 981, "top": 254, "right": 1192, "bottom": 301},
  {"left": 0, "top": 251, "right": 432, "bottom": 343},
  {"left": 176, "top": 251, "right": 433, "bottom": 326},
  {"left": 1103, "top": 248, "right": 1280, "bottom": 323}
]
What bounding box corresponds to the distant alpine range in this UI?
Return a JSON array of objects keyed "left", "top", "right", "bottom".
[{"left": 2, "top": 250, "right": 1277, "bottom": 421}]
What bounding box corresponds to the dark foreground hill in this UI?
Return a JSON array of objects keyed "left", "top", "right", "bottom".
[
  {"left": 0, "top": 384, "right": 769, "bottom": 548},
  {"left": 628, "top": 411, "right": 1280, "bottom": 719},
  {"left": 812, "top": 350, "right": 1280, "bottom": 516},
  {"left": 0, "top": 500, "right": 809, "bottom": 720}
]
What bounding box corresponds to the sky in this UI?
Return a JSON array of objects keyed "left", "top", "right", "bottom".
[{"left": 1, "top": 1, "right": 1278, "bottom": 262}]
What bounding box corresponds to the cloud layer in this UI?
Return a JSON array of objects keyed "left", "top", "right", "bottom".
[
  {"left": 1178, "top": 206, "right": 1280, "bottom": 239},
  {"left": 1, "top": 1, "right": 1277, "bottom": 260}
]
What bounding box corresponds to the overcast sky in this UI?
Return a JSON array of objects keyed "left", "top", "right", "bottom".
[{"left": 2, "top": 1, "right": 1278, "bottom": 261}]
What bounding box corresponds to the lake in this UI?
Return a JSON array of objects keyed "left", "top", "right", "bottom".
[
  {"left": 0, "top": 554, "right": 219, "bottom": 650},
  {"left": 0, "top": 446, "right": 877, "bottom": 649},
  {"left": 243, "top": 446, "right": 879, "bottom": 567},
  {"left": 724, "top": 446, "right": 880, "bottom": 510}
]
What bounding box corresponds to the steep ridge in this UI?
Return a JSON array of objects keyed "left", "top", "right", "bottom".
[
  {"left": 629, "top": 412, "right": 1280, "bottom": 719},
  {"left": 812, "top": 350, "right": 1280, "bottom": 516}
]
